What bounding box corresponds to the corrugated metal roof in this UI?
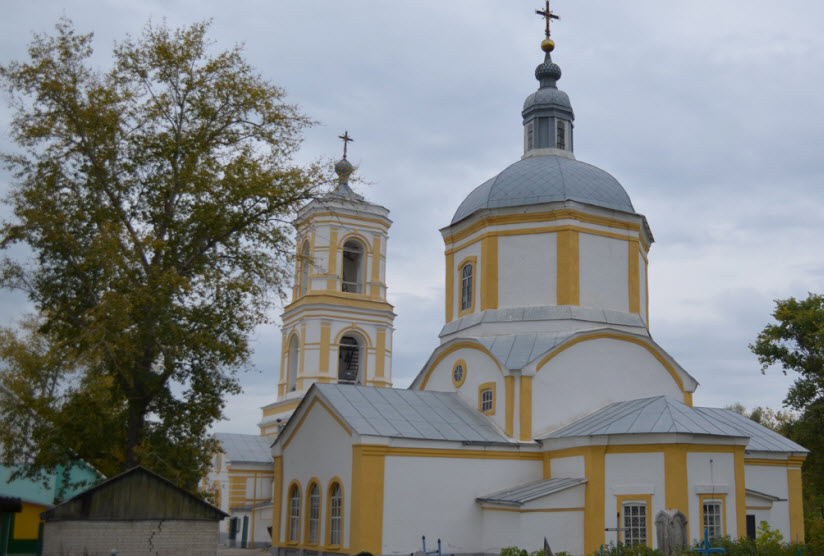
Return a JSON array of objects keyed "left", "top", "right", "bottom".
[
  {"left": 477, "top": 477, "right": 587, "bottom": 506},
  {"left": 313, "top": 384, "right": 510, "bottom": 443},
  {"left": 540, "top": 397, "right": 807, "bottom": 453},
  {"left": 214, "top": 433, "right": 273, "bottom": 464}
]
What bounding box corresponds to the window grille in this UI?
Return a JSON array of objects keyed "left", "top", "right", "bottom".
[
  {"left": 703, "top": 500, "right": 723, "bottom": 540},
  {"left": 557, "top": 121, "right": 566, "bottom": 150},
  {"left": 481, "top": 389, "right": 493, "bottom": 412},
  {"left": 308, "top": 484, "right": 320, "bottom": 544},
  {"left": 289, "top": 486, "right": 301, "bottom": 542},
  {"left": 453, "top": 364, "right": 464, "bottom": 384},
  {"left": 460, "top": 264, "right": 473, "bottom": 311},
  {"left": 527, "top": 122, "right": 535, "bottom": 151},
  {"left": 330, "top": 484, "right": 342, "bottom": 546},
  {"left": 623, "top": 502, "right": 647, "bottom": 547}
]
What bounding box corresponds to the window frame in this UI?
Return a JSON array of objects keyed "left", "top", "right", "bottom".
[
  {"left": 287, "top": 481, "right": 302, "bottom": 544},
  {"left": 478, "top": 382, "right": 497, "bottom": 415},
  {"left": 305, "top": 480, "right": 321, "bottom": 546},
  {"left": 457, "top": 256, "right": 477, "bottom": 317},
  {"left": 451, "top": 359, "right": 467, "bottom": 388},
  {"left": 616, "top": 494, "right": 652, "bottom": 549},
  {"left": 699, "top": 494, "right": 726, "bottom": 541},
  {"left": 326, "top": 479, "right": 344, "bottom": 549}
]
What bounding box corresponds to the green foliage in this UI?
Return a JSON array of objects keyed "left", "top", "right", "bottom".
[{"left": 0, "top": 19, "right": 322, "bottom": 489}]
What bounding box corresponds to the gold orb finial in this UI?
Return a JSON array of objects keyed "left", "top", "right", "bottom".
[{"left": 541, "top": 38, "right": 556, "bottom": 53}]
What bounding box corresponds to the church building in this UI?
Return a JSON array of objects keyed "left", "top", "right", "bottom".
[{"left": 212, "top": 8, "right": 807, "bottom": 556}]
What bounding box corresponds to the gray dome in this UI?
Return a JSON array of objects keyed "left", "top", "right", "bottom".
[
  {"left": 523, "top": 88, "right": 572, "bottom": 112},
  {"left": 451, "top": 155, "right": 635, "bottom": 224}
]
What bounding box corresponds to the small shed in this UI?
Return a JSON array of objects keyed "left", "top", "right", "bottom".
[{"left": 40, "top": 466, "right": 227, "bottom": 556}]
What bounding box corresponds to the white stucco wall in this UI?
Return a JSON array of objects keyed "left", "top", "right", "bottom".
[
  {"left": 605, "top": 452, "right": 666, "bottom": 549},
  {"left": 549, "top": 455, "right": 585, "bottom": 478},
  {"left": 532, "top": 338, "right": 684, "bottom": 436},
  {"left": 497, "top": 233, "right": 557, "bottom": 308},
  {"left": 687, "top": 452, "right": 738, "bottom": 541},
  {"left": 381, "top": 455, "right": 540, "bottom": 555},
  {"left": 281, "top": 401, "right": 354, "bottom": 548},
  {"left": 745, "top": 463, "right": 791, "bottom": 540},
  {"left": 579, "top": 234, "right": 629, "bottom": 313}
]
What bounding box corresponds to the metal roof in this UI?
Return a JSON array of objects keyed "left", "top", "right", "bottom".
[
  {"left": 477, "top": 477, "right": 587, "bottom": 506},
  {"left": 313, "top": 384, "right": 510, "bottom": 443},
  {"left": 451, "top": 155, "right": 635, "bottom": 225},
  {"left": 746, "top": 489, "right": 785, "bottom": 502},
  {"left": 214, "top": 433, "right": 273, "bottom": 464},
  {"left": 541, "top": 397, "right": 807, "bottom": 453}
]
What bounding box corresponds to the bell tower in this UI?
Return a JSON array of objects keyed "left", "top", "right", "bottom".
[{"left": 259, "top": 134, "right": 396, "bottom": 435}]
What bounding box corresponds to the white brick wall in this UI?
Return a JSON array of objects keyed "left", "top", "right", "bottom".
[{"left": 42, "top": 519, "right": 219, "bottom": 556}]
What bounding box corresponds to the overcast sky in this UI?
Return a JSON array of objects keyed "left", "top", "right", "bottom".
[{"left": 2, "top": 1, "right": 822, "bottom": 434}]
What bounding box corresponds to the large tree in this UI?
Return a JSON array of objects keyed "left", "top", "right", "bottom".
[{"left": 0, "top": 20, "right": 320, "bottom": 488}]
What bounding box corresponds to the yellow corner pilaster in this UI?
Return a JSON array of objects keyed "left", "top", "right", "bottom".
[
  {"left": 665, "top": 445, "right": 690, "bottom": 539},
  {"left": 734, "top": 446, "right": 747, "bottom": 539},
  {"left": 628, "top": 239, "right": 640, "bottom": 314},
  {"left": 272, "top": 456, "right": 283, "bottom": 545},
  {"left": 370, "top": 236, "right": 382, "bottom": 299},
  {"left": 445, "top": 251, "right": 455, "bottom": 322},
  {"left": 584, "top": 446, "right": 606, "bottom": 555},
  {"left": 350, "top": 445, "right": 386, "bottom": 554},
  {"left": 542, "top": 452, "right": 551, "bottom": 479},
  {"left": 327, "top": 229, "right": 338, "bottom": 291},
  {"left": 788, "top": 465, "right": 804, "bottom": 543},
  {"left": 683, "top": 391, "right": 694, "bottom": 407},
  {"left": 504, "top": 375, "right": 514, "bottom": 437},
  {"left": 556, "top": 230, "right": 580, "bottom": 305},
  {"left": 319, "top": 322, "right": 331, "bottom": 375},
  {"left": 375, "top": 328, "right": 386, "bottom": 379},
  {"left": 645, "top": 258, "right": 650, "bottom": 326},
  {"left": 519, "top": 376, "right": 533, "bottom": 441},
  {"left": 480, "top": 236, "right": 498, "bottom": 311}
]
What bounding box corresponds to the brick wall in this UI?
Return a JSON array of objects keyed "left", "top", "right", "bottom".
[{"left": 42, "top": 519, "right": 219, "bottom": 555}]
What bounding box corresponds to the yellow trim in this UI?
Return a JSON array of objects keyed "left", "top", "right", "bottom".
[
  {"left": 478, "top": 382, "right": 497, "bottom": 415},
  {"left": 297, "top": 212, "right": 390, "bottom": 229},
  {"left": 628, "top": 239, "right": 640, "bottom": 314},
  {"left": 556, "top": 229, "right": 580, "bottom": 305},
  {"left": 698, "top": 493, "right": 727, "bottom": 539},
  {"left": 505, "top": 375, "right": 514, "bottom": 437},
  {"left": 616, "top": 494, "right": 653, "bottom": 548},
  {"left": 788, "top": 466, "right": 804, "bottom": 543},
  {"left": 683, "top": 391, "right": 694, "bottom": 406},
  {"left": 745, "top": 456, "right": 806, "bottom": 467},
  {"left": 457, "top": 256, "right": 477, "bottom": 317},
  {"left": 481, "top": 506, "right": 585, "bottom": 513},
  {"left": 281, "top": 397, "right": 353, "bottom": 450},
  {"left": 443, "top": 208, "right": 642, "bottom": 245},
  {"left": 262, "top": 399, "right": 301, "bottom": 417},
  {"left": 304, "top": 479, "right": 322, "bottom": 546},
  {"left": 542, "top": 452, "right": 551, "bottom": 478},
  {"left": 370, "top": 236, "right": 382, "bottom": 299},
  {"left": 734, "top": 445, "right": 746, "bottom": 539},
  {"left": 13, "top": 502, "right": 45, "bottom": 540},
  {"left": 299, "top": 239, "right": 312, "bottom": 298},
  {"left": 284, "top": 292, "right": 395, "bottom": 314},
  {"left": 644, "top": 258, "right": 650, "bottom": 326},
  {"left": 383, "top": 446, "right": 540, "bottom": 461},
  {"left": 519, "top": 376, "right": 533, "bottom": 441},
  {"left": 419, "top": 341, "right": 504, "bottom": 389},
  {"left": 445, "top": 251, "right": 455, "bottom": 322},
  {"left": 480, "top": 236, "right": 498, "bottom": 311},
  {"left": 350, "top": 445, "right": 385, "bottom": 554},
  {"left": 451, "top": 359, "right": 468, "bottom": 388},
  {"left": 286, "top": 480, "right": 302, "bottom": 544},
  {"left": 327, "top": 229, "right": 339, "bottom": 290},
  {"left": 664, "top": 444, "right": 690, "bottom": 539},
  {"left": 325, "top": 477, "right": 345, "bottom": 550},
  {"left": 299, "top": 325, "right": 306, "bottom": 379},
  {"left": 375, "top": 328, "right": 386, "bottom": 379},
  {"left": 747, "top": 506, "right": 772, "bottom": 510},
  {"left": 320, "top": 322, "right": 331, "bottom": 375},
  {"left": 536, "top": 332, "right": 687, "bottom": 395},
  {"left": 584, "top": 446, "right": 607, "bottom": 554}
]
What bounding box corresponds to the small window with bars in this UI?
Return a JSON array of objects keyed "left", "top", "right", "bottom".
[
  {"left": 330, "top": 483, "right": 343, "bottom": 546},
  {"left": 307, "top": 484, "right": 320, "bottom": 544},
  {"left": 288, "top": 485, "right": 301, "bottom": 543},
  {"left": 703, "top": 500, "right": 723, "bottom": 540},
  {"left": 460, "top": 263, "right": 473, "bottom": 312},
  {"left": 481, "top": 389, "right": 493, "bottom": 413},
  {"left": 623, "top": 502, "right": 647, "bottom": 548},
  {"left": 556, "top": 120, "right": 566, "bottom": 150}
]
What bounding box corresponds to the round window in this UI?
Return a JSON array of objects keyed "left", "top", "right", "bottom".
[{"left": 453, "top": 364, "right": 463, "bottom": 384}]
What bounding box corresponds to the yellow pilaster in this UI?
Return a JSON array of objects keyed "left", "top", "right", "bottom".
[
  {"left": 504, "top": 375, "right": 514, "bottom": 437},
  {"left": 272, "top": 456, "right": 283, "bottom": 545},
  {"left": 542, "top": 452, "right": 551, "bottom": 479},
  {"left": 734, "top": 446, "right": 747, "bottom": 539},
  {"left": 788, "top": 465, "right": 805, "bottom": 543},
  {"left": 480, "top": 236, "right": 498, "bottom": 311},
  {"left": 519, "top": 376, "right": 533, "bottom": 441},
  {"left": 628, "top": 239, "right": 640, "bottom": 314},
  {"left": 327, "top": 229, "right": 338, "bottom": 290},
  {"left": 445, "top": 251, "right": 455, "bottom": 322},
  {"left": 644, "top": 258, "right": 650, "bottom": 326},
  {"left": 375, "top": 328, "right": 386, "bottom": 379},
  {"left": 350, "top": 445, "right": 386, "bottom": 554},
  {"left": 556, "top": 230, "right": 580, "bottom": 305},
  {"left": 370, "top": 236, "right": 382, "bottom": 298},
  {"left": 584, "top": 446, "right": 606, "bottom": 555},
  {"left": 665, "top": 445, "right": 690, "bottom": 539},
  {"left": 319, "top": 322, "right": 331, "bottom": 375}
]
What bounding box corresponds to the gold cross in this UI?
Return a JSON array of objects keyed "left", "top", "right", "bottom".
[
  {"left": 536, "top": 0, "right": 560, "bottom": 39},
  {"left": 338, "top": 131, "right": 354, "bottom": 159}
]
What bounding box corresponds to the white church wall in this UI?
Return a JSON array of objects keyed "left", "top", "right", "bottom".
[
  {"left": 381, "top": 455, "right": 540, "bottom": 555},
  {"left": 745, "top": 463, "right": 791, "bottom": 540},
  {"left": 479, "top": 505, "right": 583, "bottom": 556},
  {"left": 604, "top": 452, "right": 665, "bottom": 549},
  {"left": 549, "top": 455, "right": 585, "bottom": 478},
  {"left": 281, "top": 402, "right": 354, "bottom": 548},
  {"left": 579, "top": 234, "right": 629, "bottom": 313},
  {"left": 687, "top": 451, "right": 738, "bottom": 541},
  {"left": 532, "top": 339, "right": 684, "bottom": 436},
  {"left": 497, "top": 233, "right": 557, "bottom": 308}
]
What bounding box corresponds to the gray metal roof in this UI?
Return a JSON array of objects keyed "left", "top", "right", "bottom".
[
  {"left": 313, "top": 384, "right": 510, "bottom": 443},
  {"left": 477, "top": 477, "right": 587, "bottom": 506},
  {"left": 541, "top": 397, "right": 807, "bottom": 453},
  {"left": 214, "top": 433, "right": 273, "bottom": 464},
  {"left": 746, "top": 489, "right": 784, "bottom": 502},
  {"left": 451, "top": 155, "right": 635, "bottom": 225}
]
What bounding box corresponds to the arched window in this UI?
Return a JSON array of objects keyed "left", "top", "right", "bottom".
[
  {"left": 338, "top": 335, "right": 362, "bottom": 384},
  {"left": 299, "top": 241, "right": 310, "bottom": 296},
  {"left": 307, "top": 483, "right": 320, "bottom": 545},
  {"left": 288, "top": 483, "right": 301, "bottom": 543},
  {"left": 460, "top": 263, "right": 473, "bottom": 312},
  {"left": 329, "top": 482, "right": 343, "bottom": 547},
  {"left": 287, "top": 335, "right": 299, "bottom": 392},
  {"left": 341, "top": 239, "right": 365, "bottom": 293}
]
